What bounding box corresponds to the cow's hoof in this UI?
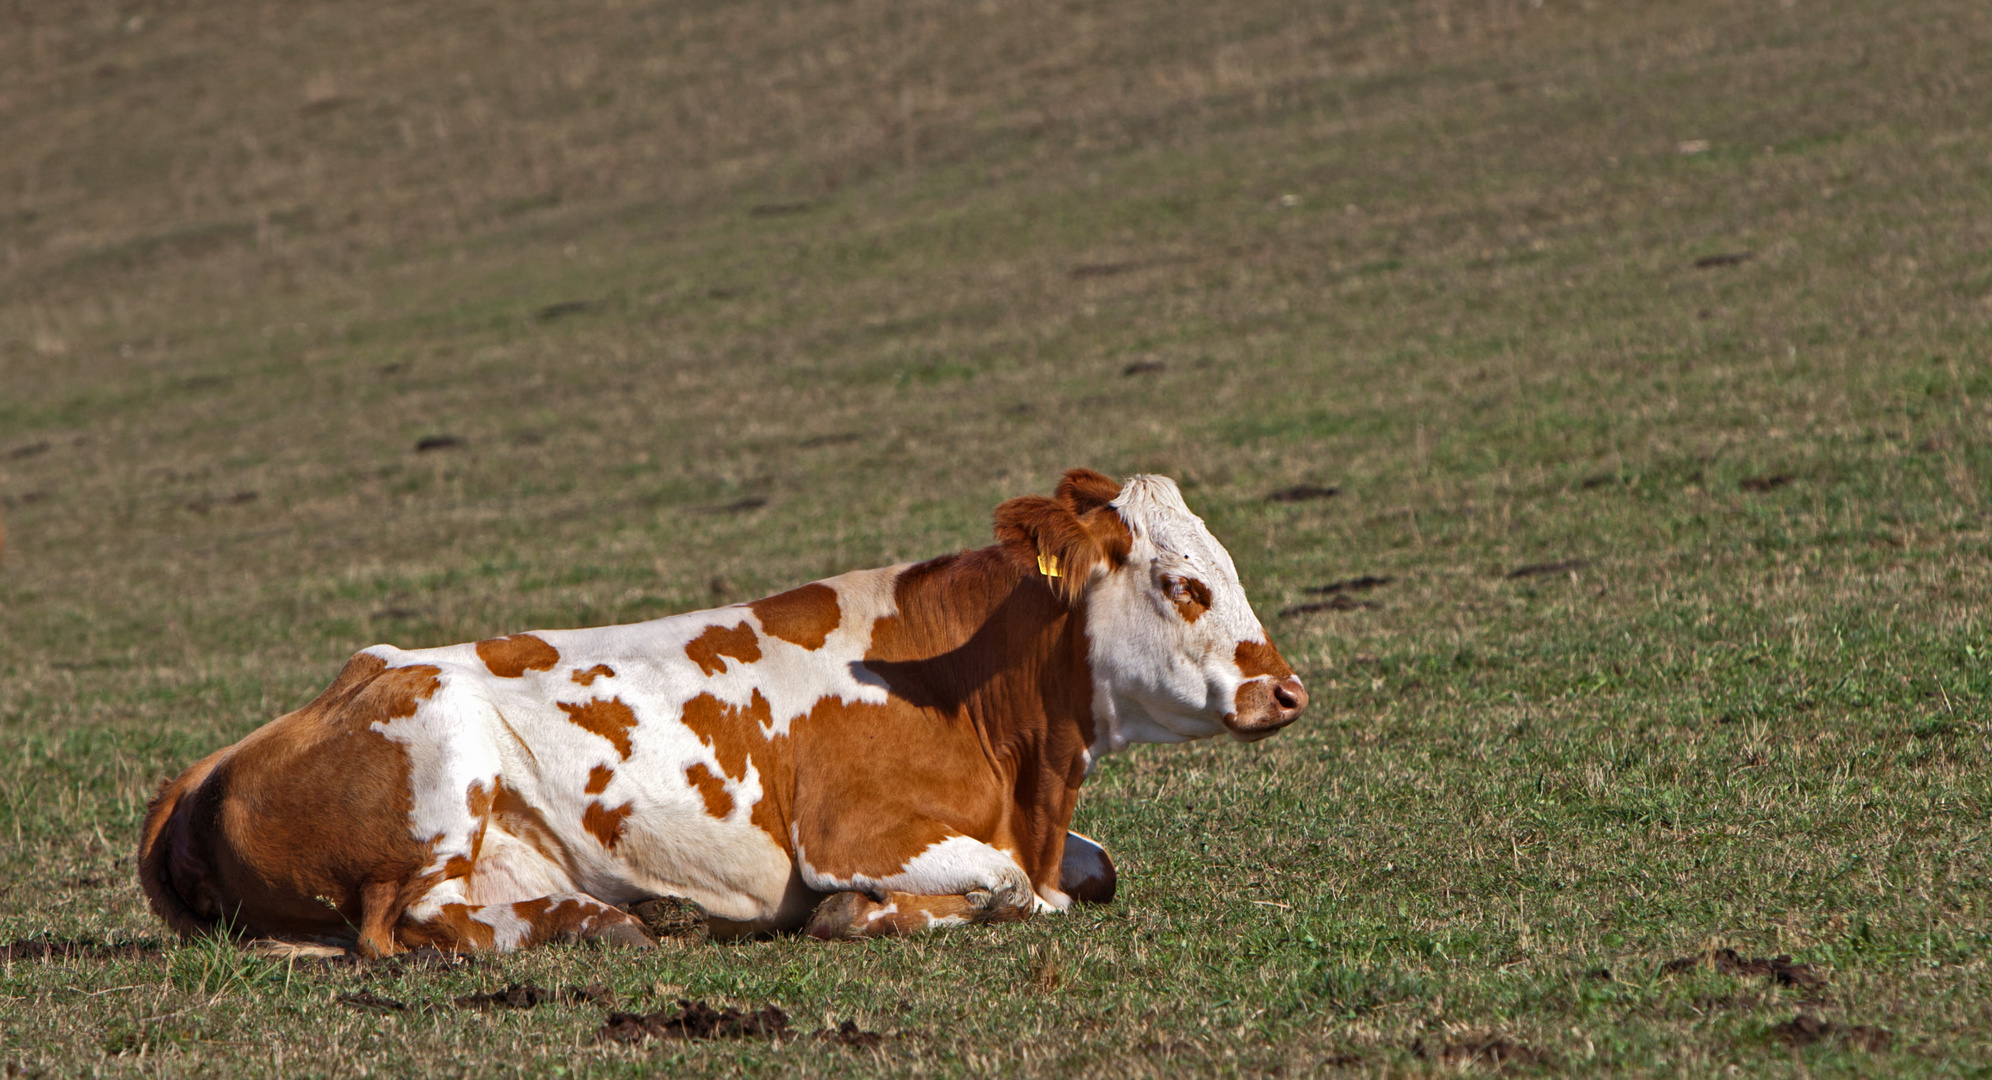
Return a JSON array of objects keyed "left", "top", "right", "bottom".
[
  {"left": 803, "top": 891, "right": 873, "bottom": 941},
  {"left": 626, "top": 896, "right": 710, "bottom": 944},
  {"left": 586, "top": 921, "right": 658, "bottom": 950}
]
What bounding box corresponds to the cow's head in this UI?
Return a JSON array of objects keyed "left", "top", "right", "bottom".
[{"left": 996, "top": 469, "right": 1308, "bottom": 749}]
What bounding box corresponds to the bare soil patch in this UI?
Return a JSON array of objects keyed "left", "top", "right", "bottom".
[
  {"left": 1, "top": 936, "right": 161, "bottom": 961},
  {"left": 336, "top": 989, "right": 411, "bottom": 1013},
  {"left": 1415, "top": 1034, "right": 1546, "bottom": 1069},
  {"left": 1266, "top": 484, "right": 1340, "bottom": 503},
  {"left": 818, "top": 1019, "right": 886, "bottom": 1048},
  {"left": 533, "top": 300, "right": 594, "bottom": 321},
  {"left": 1770, "top": 1012, "right": 1892, "bottom": 1052},
  {"left": 1308, "top": 575, "right": 1393, "bottom": 595},
  {"left": 597, "top": 1000, "right": 791, "bottom": 1045},
  {"left": 1069, "top": 262, "right": 1138, "bottom": 279},
  {"left": 1281, "top": 596, "right": 1380, "bottom": 617},
  {"left": 1506, "top": 559, "right": 1589, "bottom": 579},
  {"left": 1660, "top": 948, "right": 1825, "bottom": 989}
]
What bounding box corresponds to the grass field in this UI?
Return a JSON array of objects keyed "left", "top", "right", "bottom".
[{"left": 3, "top": 0, "right": 1990, "bottom": 1074}]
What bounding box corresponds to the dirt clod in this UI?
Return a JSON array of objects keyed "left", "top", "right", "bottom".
[
  {"left": 455, "top": 983, "right": 555, "bottom": 1009},
  {"left": 534, "top": 300, "right": 592, "bottom": 321},
  {"left": 0, "top": 936, "right": 159, "bottom": 961},
  {"left": 414, "top": 434, "right": 464, "bottom": 451},
  {"left": 1415, "top": 1035, "right": 1544, "bottom": 1068},
  {"left": 1507, "top": 559, "right": 1589, "bottom": 579},
  {"left": 818, "top": 1019, "right": 885, "bottom": 1048},
  {"left": 1740, "top": 473, "right": 1794, "bottom": 492},
  {"left": 1309, "top": 575, "right": 1393, "bottom": 595},
  {"left": 597, "top": 1000, "right": 790, "bottom": 1045},
  {"left": 1841, "top": 1025, "right": 1895, "bottom": 1052},
  {"left": 337, "top": 990, "right": 410, "bottom": 1013},
  {"left": 1661, "top": 948, "right": 1824, "bottom": 988},
  {"left": 1770, "top": 1012, "right": 1891, "bottom": 1051},
  {"left": 1266, "top": 484, "right": 1340, "bottom": 503}
]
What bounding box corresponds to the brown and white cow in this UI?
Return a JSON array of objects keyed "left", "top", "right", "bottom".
[{"left": 138, "top": 469, "right": 1306, "bottom": 953}]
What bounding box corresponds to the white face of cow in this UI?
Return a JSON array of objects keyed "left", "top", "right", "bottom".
[{"left": 1083, "top": 475, "right": 1308, "bottom": 750}]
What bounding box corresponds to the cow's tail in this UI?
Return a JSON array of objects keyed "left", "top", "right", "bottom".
[{"left": 137, "top": 746, "right": 233, "bottom": 939}]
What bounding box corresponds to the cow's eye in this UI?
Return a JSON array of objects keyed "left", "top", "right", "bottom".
[{"left": 1164, "top": 576, "right": 1212, "bottom": 621}]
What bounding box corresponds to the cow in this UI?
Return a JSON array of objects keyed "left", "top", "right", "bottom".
[{"left": 138, "top": 469, "right": 1307, "bottom": 953}]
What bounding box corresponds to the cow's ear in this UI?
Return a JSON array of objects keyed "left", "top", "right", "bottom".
[
  {"left": 994, "top": 494, "right": 1129, "bottom": 604},
  {"left": 1055, "top": 468, "right": 1122, "bottom": 515}
]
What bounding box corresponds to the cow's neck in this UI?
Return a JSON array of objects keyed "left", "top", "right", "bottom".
[{"left": 862, "top": 547, "right": 1097, "bottom": 864}]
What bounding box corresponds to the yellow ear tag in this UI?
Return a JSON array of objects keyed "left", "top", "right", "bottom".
[{"left": 1037, "top": 551, "right": 1062, "bottom": 578}]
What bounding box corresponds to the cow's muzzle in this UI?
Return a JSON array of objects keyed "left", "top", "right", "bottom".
[{"left": 1226, "top": 675, "right": 1308, "bottom": 740}]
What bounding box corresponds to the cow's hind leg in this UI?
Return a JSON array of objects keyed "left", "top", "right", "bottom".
[{"left": 397, "top": 881, "right": 653, "bottom": 952}]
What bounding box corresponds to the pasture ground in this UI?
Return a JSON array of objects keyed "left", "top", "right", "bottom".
[{"left": 2, "top": 0, "right": 1989, "bottom": 1075}]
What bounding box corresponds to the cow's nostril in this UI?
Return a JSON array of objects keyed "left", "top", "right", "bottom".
[{"left": 1272, "top": 676, "right": 1307, "bottom": 714}]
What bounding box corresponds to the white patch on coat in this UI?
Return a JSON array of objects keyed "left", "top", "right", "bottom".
[{"left": 795, "top": 833, "right": 1035, "bottom": 909}]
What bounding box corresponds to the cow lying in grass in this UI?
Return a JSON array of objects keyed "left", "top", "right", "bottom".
[{"left": 139, "top": 469, "right": 1307, "bottom": 953}]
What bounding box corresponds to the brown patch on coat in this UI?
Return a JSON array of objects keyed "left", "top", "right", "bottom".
[
  {"left": 465, "top": 778, "right": 495, "bottom": 818},
  {"left": 685, "top": 622, "right": 763, "bottom": 676},
  {"left": 583, "top": 800, "right": 635, "bottom": 848},
  {"left": 476, "top": 634, "right": 561, "bottom": 678},
  {"left": 570, "top": 664, "right": 615, "bottom": 686},
  {"left": 679, "top": 690, "right": 790, "bottom": 842},
  {"left": 684, "top": 763, "right": 734, "bottom": 819},
  {"left": 749, "top": 583, "right": 841, "bottom": 649},
  {"left": 1165, "top": 576, "right": 1211, "bottom": 622},
  {"left": 135, "top": 653, "right": 444, "bottom": 955},
  {"left": 557, "top": 697, "right": 639, "bottom": 760},
  {"left": 1233, "top": 639, "right": 1295, "bottom": 679},
  {"left": 410, "top": 904, "right": 499, "bottom": 951},
  {"left": 584, "top": 764, "right": 615, "bottom": 795},
  {"left": 489, "top": 778, "right": 579, "bottom": 877}
]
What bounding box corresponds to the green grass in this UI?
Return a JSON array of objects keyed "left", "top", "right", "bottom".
[{"left": 3, "top": 0, "right": 1990, "bottom": 1074}]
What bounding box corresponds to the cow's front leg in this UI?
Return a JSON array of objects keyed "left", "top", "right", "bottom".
[
  {"left": 796, "top": 834, "right": 1037, "bottom": 941},
  {"left": 803, "top": 885, "right": 1033, "bottom": 940}
]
